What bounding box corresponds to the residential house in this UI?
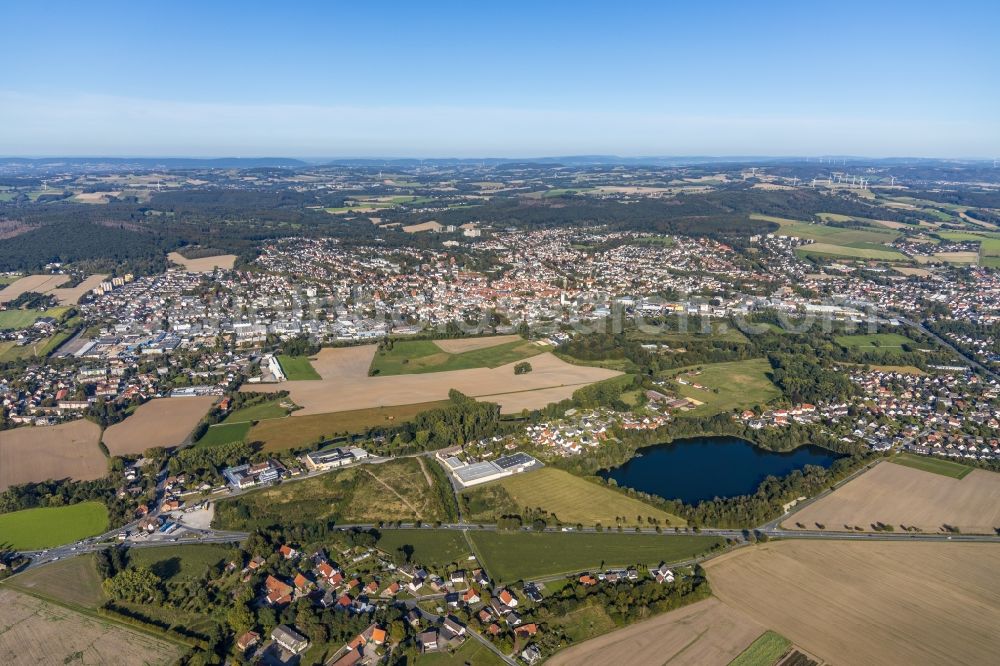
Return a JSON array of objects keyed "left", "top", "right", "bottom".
[
  {"left": 271, "top": 624, "right": 309, "bottom": 654},
  {"left": 418, "top": 629, "right": 439, "bottom": 652}
]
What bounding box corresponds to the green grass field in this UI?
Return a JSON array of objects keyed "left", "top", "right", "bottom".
[
  {"left": 222, "top": 397, "right": 291, "bottom": 423},
  {"left": 193, "top": 421, "right": 251, "bottom": 448},
  {"left": 936, "top": 230, "right": 1000, "bottom": 263},
  {"left": 0, "top": 501, "right": 109, "bottom": 550},
  {"left": 128, "top": 544, "right": 232, "bottom": 582},
  {"left": 834, "top": 333, "right": 918, "bottom": 354},
  {"left": 462, "top": 467, "right": 686, "bottom": 527},
  {"left": 794, "top": 242, "right": 909, "bottom": 261},
  {"left": 728, "top": 631, "right": 792, "bottom": 666},
  {"left": 376, "top": 529, "right": 473, "bottom": 567},
  {"left": 415, "top": 638, "right": 508, "bottom": 665},
  {"left": 0, "top": 306, "right": 70, "bottom": 330},
  {"left": 3, "top": 554, "right": 105, "bottom": 608},
  {"left": 752, "top": 215, "right": 908, "bottom": 261},
  {"left": 545, "top": 600, "right": 619, "bottom": 643},
  {"left": 277, "top": 354, "right": 321, "bottom": 380},
  {"left": 467, "top": 531, "right": 723, "bottom": 582},
  {"left": 248, "top": 400, "right": 452, "bottom": 451},
  {"left": 752, "top": 214, "right": 900, "bottom": 245},
  {"left": 890, "top": 452, "right": 973, "bottom": 479},
  {"left": 369, "top": 337, "right": 546, "bottom": 376},
  {"left": 664, "top": 358, "right": 781, "bottom": 416}
]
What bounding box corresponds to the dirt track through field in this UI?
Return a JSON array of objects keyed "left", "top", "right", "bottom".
[
  {"left": 705, "top": 540, "right": 1000, "bottom": 666},
  {"left": 244, "top": 346, "right": 620, "bottom": 414},
  {"left": 0, "top": 419, "right": 107, "bottom": 490},
  {"left": 102, "top": 396, "right": 216, "bottom": 455},
  {"left": 546, "top": 597, "right": 764, "bottom": 666},
  {"left": 784, "top": 462, "right": 1000, "bottom": 534},
  {"left": 365, "top": 468, "right": 421, "bottom": 518}
]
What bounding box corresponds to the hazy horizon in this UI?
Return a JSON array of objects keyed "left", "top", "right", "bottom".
[{"left": 2, "top": 1, "right": 998, "bottom": 157}]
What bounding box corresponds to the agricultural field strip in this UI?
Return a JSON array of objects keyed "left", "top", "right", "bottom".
[
  {"left": 782, "top": 461, "right": 1000, "bottom": 534},
  {"left": 243, "top": 345, "right": 620, "bottom": 415},
  {"left": 705, "top": 540, "right": 1000, "bottom": 666}
]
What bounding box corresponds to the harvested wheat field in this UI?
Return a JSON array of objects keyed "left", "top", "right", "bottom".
[
  {"left": 167, "top": 251, "right": 237, "bottom": 272},
  {"left": 705, "top": 540, "right": 1000, "bottom": 666},
  {"left": 547, "top": 597, "right": 764, "bottom": 666},
  {"left": 477, "top": 385, "right": 587, "bottom": 413},
  {"left": 0, "top": 419, "right": 106, "bottom": 490},
  {"left": 48, "top": 273, "right": 108, "bottom": 304},
  {"left": 0, "top": 588, "right": 183, "bottom": 666},
  {"left": 0, "top": 274, "right": 69, "bottom": 303},
  {"left": 784, "top": 462, "right": 1000, "bottom": 534},
  {"left": 402, "top": 221, "right": 443, "bottom": 233},
  {"left": 433, "top": 334, "right": 522, "bottom": 353},
  {"left": 244, "top": 346, "right": 620, "bottom": 415},
  {"left": 102, "top": 396, "right": 216, "bottom": 455},
  {"left": 73, "top": 191, "right": 121, "bottom": 203}
]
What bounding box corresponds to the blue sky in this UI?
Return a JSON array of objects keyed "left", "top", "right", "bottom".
[{"left": 2, "top": 1, "right": 998, "bottom": 157}]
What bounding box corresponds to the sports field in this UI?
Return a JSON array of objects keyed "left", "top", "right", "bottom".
[
  {"left": 547, "top": 597, "right": 765, "bottom": 666},
  {"left": 102, "top": 396, "right": 216, "bottom": 454},
  {"left": 370, "top": 337, "right": 546, "bottom": 376},
  {"left": 376, "top": 529, "right": 473, "bottom": 567},
  {"left": 0, "top": 501, "right": 109, "bottom": 550},
  {"left": 705, "top": 540, "right": 1000, "bottom": 666},
  {"left": 0, "top": 419, "right": 106, "bottom": 491},
  {"left": 664, "top": 358, "right": 781, "bottom": 416},
  {"left": 278, "top": 354, "right": 321, "bottom": 380},
  {"left": 467, "top": 531, "right": 723, "bottom": 582},
  {"left": 783, "top": 461, "right": 1000, "bottom": 534},
  {"left": 462, "top": 467, "right": 686, "bottom": 527}
]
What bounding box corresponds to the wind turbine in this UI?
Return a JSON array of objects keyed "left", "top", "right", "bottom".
[{"left": 889, "top": 176, "right": 896, "bottom": 186}]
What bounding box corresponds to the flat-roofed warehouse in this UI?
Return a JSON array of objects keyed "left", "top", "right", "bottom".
[
  {"left": 453, "top": 461, "right": 509, "bottom": 487},
  {"left": 448, "top": 453, "right": 543, "bottom": 487},
  {"left": 495, "top": 452, "right": 540, "bottom": 472}
]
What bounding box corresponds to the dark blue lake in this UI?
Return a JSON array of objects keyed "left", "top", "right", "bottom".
[{"left": 598, "top": 436, "right": 842, "bottom": 504}]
